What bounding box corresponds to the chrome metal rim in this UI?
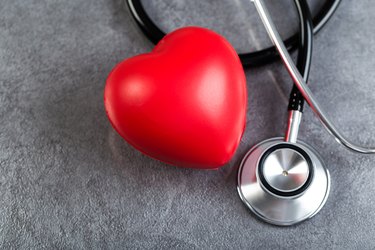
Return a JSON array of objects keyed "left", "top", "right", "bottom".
[{"left": 237, "top": 137, "right": 330, "bottom": 226}]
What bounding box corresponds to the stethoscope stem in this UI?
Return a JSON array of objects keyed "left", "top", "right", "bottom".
[
  {"left": 251, "top": 0, "right": 375, "bottom": 154},
  {"left": 285, "top": 110, "right": 302, "bottom": 143}
]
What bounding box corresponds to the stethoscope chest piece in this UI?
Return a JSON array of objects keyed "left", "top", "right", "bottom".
[{"left": 237, "top": 138, "right": 330, "bottom": 226}]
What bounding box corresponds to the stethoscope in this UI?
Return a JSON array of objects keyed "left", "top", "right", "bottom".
[{"left": 124, "top": 0, "right": 375, "bottom": 226}]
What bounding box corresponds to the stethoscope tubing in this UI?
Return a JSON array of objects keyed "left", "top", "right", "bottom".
[
  {"left": 287, "top": 0, "right": 313, "bottom": 113},
  {"left": 252, "top": 0, "right": 375, "bottom": 154},
  {"left": 125, "top": 0, "right": 342, "bottom": 68}
]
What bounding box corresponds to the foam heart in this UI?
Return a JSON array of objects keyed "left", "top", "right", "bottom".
[{"left": 104, "top": 27, "right": 247, "bottom": 169}]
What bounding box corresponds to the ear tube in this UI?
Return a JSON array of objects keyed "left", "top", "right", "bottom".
[{"left": 251, "top": 0, "right": 375, "bottom": 154}]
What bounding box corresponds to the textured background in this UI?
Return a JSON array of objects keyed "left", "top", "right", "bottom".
[{"left": 1, "top": 0, "right": 375, "bottom": 249}]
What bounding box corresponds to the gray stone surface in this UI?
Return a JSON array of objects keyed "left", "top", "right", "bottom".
[{"left": 1, "top": 0, "right": 375, "bottom": 249}]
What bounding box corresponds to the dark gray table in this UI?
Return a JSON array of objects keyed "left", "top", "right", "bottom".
[{"left": 1, "top": 0, "right": 375, "bottom": 249}]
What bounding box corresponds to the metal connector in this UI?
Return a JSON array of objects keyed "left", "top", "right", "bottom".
[{"left": 285, "top": 110, "right": 302, "bottom": 143}]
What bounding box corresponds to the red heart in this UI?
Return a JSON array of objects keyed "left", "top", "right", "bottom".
[{"left": 104, "top": 27, "right": 247, "bottom": 169}]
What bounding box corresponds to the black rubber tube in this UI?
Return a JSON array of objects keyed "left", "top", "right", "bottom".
[
  {"left": 125, "top": 0, "right": 341, "bottom": 67},
  {"left": 289, "top": 0, "right": 313, "bottom": 112}
]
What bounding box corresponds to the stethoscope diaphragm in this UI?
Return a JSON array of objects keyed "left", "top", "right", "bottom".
[{"left": 237, "top": 137, "right": 330, "bottom": 226}]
